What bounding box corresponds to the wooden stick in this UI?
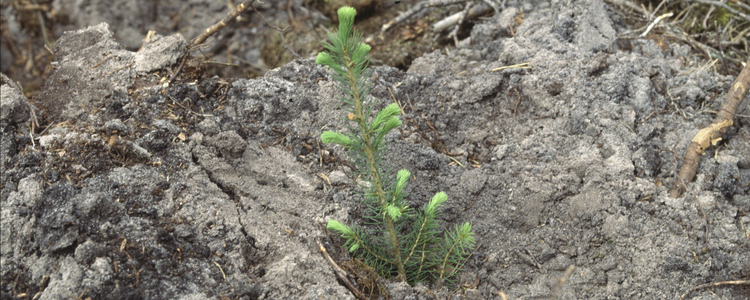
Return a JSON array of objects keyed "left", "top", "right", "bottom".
[
  {"left": 669, "top": 62, "right": 750, "bottom": 198},
  {"left": 315, "top": 239, "right": 368, "bottom": 300},
  {"left": 189, "top": 0, "right": 255, "bottom": 49},
  {"left": 689, "top": 0, "right": 750, "bottom": 23},
  {"left": 382, "top": 0, "right": 468, "bottom": 33},
  {"left": 679, "top": 280, "right": 750, "bottom": 300}
]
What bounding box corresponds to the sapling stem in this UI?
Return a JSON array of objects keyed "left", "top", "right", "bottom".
[
  {"left": 318, "top": 6, "right": 475, "bottom": 287},
  {"left": 344, "top": 49, "right": 407, "bottom": 279}
]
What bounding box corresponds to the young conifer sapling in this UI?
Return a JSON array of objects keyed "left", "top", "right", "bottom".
[{"left": 317, "top": 6, "right": 476, "bottom": 286}]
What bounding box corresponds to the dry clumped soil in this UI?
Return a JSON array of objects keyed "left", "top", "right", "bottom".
[{"left": 2, "top": 0, "right": 750, "bottom": 299}]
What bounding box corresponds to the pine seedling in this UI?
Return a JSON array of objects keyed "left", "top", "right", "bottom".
[{"left": 317, "top": 6, "right": 476, "bottom": 286}]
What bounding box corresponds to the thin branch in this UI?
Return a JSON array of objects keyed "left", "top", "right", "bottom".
[
  {"left": 689, "top": 0, "right": 750, "bottom": 23},
  {"left": 669, "top": 62, "right": 750, "bottom": 198},
  {"left": 315, "top": 239, "right": 368, "bottom": 300},
  {"left": 382, "top": 0, "right": 469, "bottom": 33},
  {"left": 732, "top": 0, "right": 750, "bottom": 12},
  {"left": 249, "top": 3, "right": 302, "bottom": 60},
  {"left": 640, "top": 12, "right": 673, "bottom": 37},
  {"left": 450, "top": 2, "right": 473, "bottom": 46},
  {"left": 603, "top": 0, "right": 649, "bottom": 18},
  {"left": 190, "top": 0, "right": 255, "bottom": 49},
  {"left": 679, "top": 280, "right": 750, "bottom": 300},
  {"left": 480, "top": 0, "right": 501, "bottom": 15}
]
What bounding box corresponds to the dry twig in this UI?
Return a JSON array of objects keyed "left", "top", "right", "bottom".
[
  {"left": 383, "top": 0, "right": 464, "bottom": 33},
  {"left": 315, "top": 239, "right": 368, "bottom": 300},
  {"left": 688, "top": 0, "right": 750, "bottom": 23},
  {"left": 189, "top": 0, "right": 255, "bottom": 49},
  {"left": 604, "top": 0, "right": 649, "bottom": 18},
  {"left": 450, "top": 2, "right": 473, "bottom": 46},
  {"left": 248, "top": 3, "right": 301, "bottom": 60},
  {"left": 679, "top": 280, "right": 750, "bottom": 300},
  {"left": 178, "top": 0, "right": 300, "bottom": 82},
  {"left": 552, "top": 265, "right": 576, "bottom": 296},
  {"left": 383, "top": 0, "right": 498, "bottom": 33},
  {"left": 669, "top": 62, "right": 750, "bottom": 198}
]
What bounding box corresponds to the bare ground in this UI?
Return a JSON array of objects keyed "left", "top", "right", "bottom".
[{"left": 1, "top": 0, "right": 749, "bottom": 299}]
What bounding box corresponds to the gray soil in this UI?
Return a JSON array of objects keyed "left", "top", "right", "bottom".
[{"left": 2, "top": 0, "right": 749, "bottom": 299}]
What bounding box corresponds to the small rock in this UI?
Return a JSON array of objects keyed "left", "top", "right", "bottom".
[
  {"left": 134, "top": 34, "right": 186, "bottom": 75},
  {"left": 153, "top": 119, "right": 182, "bottom": 135},
  {"left": 105, "top": 119, "right": 127, "bottom": 132},
  {"left": 328, "top": 170, "right": 349, "bottom": 185},
  {"left": 38, "top": 134, "right": 61, "bottom": 148},
  {"left": 0, "top": 84, "right": 29, "bottom": 125},
  {"left": 75, "top": 240, "right": 105, "bottom": 265}
]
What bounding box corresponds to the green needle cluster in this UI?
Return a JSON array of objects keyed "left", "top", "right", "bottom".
[{"left": 317, "top": 6, "right": 476, "bottom": 286}]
